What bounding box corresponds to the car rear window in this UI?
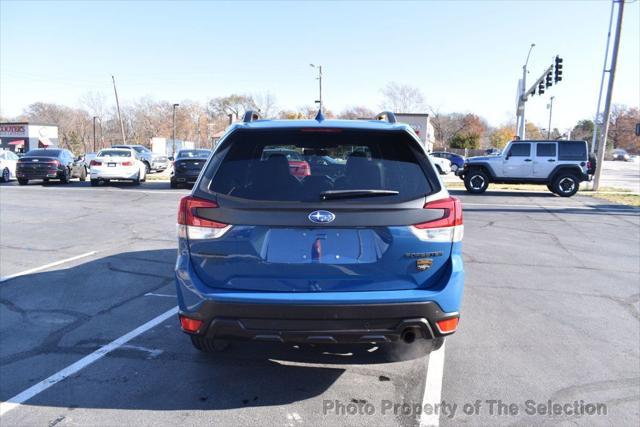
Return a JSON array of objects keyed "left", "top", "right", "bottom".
[
  {"left": 536, "top": 143, "right": 556, "bottom": 157},
  {"left": 203, "top": 128, "right": 435, "bottom": 203},
  {"left": 558, "top": 141, "right": 587, "bottom": 161},
  {"left": 24, "top": 149, "right": 61, "bottom": 157},
  {"left": 98, "top": 150, "right": 131, "bottom": 157},
  {"left": 177, "top": 149, "right": 210, "bottom": 159}
]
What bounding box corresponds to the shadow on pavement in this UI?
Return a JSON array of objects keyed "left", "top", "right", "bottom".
[{"left": 1, "top": 249, "right": 430, "bottom": 412}]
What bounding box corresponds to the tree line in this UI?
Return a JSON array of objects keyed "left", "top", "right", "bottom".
[{"left": 2, "top": 83, "right": 638, "bottom": 154}]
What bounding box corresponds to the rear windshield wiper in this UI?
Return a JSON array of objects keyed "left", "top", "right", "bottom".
[{"left": 320, "top": 189, "right": 400, "bottom": 200}]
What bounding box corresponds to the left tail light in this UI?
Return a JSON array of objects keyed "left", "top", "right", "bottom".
[
  {"left": 411, "top": 196, "right": 463, "bottom": 242},
  {"left": 177, "top": 196, "right": 230, "bottom": 240},
  {"left": 90, "top": 160, "right": 101, "bottom": 166}
]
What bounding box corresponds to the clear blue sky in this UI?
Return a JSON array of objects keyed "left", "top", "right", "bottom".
[{"left": 1, "top": 0, "right": 638, "bottom": 130}]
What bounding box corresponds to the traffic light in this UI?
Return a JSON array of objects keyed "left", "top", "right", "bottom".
[
  {"left": 538, "top": 81, "right": 545, "bottom": 95},
  {"left": 555, "top": 56, "right": 563, "bottom": 83},
  {"left": 545, "top": 71, "right": 553, "bottom": 88}
]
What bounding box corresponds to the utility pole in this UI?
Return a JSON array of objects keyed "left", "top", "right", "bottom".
[
  {"left": 310, "top": 63, "right": 323, "bottom": 112},
  {"left": 593, "top": 0, "right": 624, "bottom": 191},
  {"left": 591, "top": 1, "right": 616, "bottom": 154},
  {"left": 112, "top": 75, "right": 126, "bottom": 145},
  {"left": 92, "top": 116, "right": 97, "bottom": 152},
  {"left": 517, "top": 44, "right": 535, "bottom": 139},
  {"left": 547, "top": 96, "right": 555, "bottom": 140},
  {"left": 172, "top": 103, "right": 179, "bottom": 158}
]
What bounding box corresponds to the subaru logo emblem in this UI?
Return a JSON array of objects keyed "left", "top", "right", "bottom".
[{"left": 308, "top": 210, "right": 335, "bottom": 224}]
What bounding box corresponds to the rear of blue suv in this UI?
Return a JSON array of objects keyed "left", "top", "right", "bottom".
[{"left": 175, "top": 114, "right": 464, "bottom": 353}]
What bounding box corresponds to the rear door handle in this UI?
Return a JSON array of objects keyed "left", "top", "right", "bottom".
[
  {"left": 548, "top": 159, "right": 556, "bottom": 162},
  {"left": 524, "top": 159, "right": 532, "bottom": 162}
]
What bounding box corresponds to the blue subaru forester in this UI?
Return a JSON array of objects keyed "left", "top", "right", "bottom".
[{"left": 175, "top": 111, "right": 464, "bottom": 353}]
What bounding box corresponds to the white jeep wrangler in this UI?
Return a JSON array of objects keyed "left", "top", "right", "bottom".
[{"left": 456, "top": 140, "right": 595, "bottom": 197}]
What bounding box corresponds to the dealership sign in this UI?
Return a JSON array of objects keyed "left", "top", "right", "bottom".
[{"left": 0, "top": 125, "right": 27, "bottom": 137}]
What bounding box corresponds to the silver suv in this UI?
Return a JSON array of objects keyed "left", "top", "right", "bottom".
[
  {"left": 112, "top": 144, "right": 168, "bottom": 173},
  {"left": 456, "top": 140, "right": 594, "bottom": 197}
]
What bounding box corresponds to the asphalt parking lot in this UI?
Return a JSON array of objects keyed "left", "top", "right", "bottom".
[{"left": 1, "top": 181, "right": 639, "bottom": 426}]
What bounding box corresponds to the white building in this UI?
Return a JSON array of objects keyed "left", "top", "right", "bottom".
[
  {"left": 0, "top": 122, "right": 59, "bottom": 153},
  {"left": 150, "top": 137, "right": 195, "bottom": 156}
]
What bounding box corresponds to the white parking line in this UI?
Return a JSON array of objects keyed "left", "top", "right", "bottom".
[
  {"left": 463, "top": 202, "right": 638, "bottom": 211},
  {"left": 0, "top": 251, "right": 97, "bottom": 284},
  {"left": 419, "top": 342, "right": 446, "bottom": 427},
  {"left": 0, "top": 306, "right": 178, "bottom": 417}
]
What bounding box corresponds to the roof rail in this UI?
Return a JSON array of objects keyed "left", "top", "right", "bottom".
[
  {"left": 375, "top": 111, "right": 397, "bottom": 124},
  {"left": 242, "top": 110, "right": 260, "bottom": 123}
]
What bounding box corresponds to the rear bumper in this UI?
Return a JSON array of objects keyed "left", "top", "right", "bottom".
[
  {"left": 91, "top": 168, "right": 139, "bottom": 180},
  {"left": 16, "top": 169, "right": 61, "bottom": 179},
  {"left": 179, "top": 300, "right": 458, "bottom": 343},
  {"left": 172, "top": 172, "right": 200, "bottom": 183}
]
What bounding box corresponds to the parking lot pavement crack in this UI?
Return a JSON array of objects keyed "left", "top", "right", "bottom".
[{"left": 106, "top": 262, "right": 174, "bottom": 280}]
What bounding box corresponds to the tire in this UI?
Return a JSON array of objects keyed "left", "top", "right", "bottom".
[
  {"left": 90, "top": 179, "right": 99, "bottom": 186},
  {"left": 132, "top": 172, "right": 141, "bottom": 185},
  {"left": 60, "top": 168, "right": 70, "bottom": 184},
  {"left": 464, "top": 169, "right": 489, "bottom": 194},
  {"left": 18, "top": 178, "right": 28, "bottom": 185},
  {"left": 435, "top": 165, "right": 443, "bottom": 175},
  {"left": 190, "top": 335, "right": 230, "bottom": 353},
  {"left": 431, "top": 337, "right": 445, "bottom": 351},
  {"left": 1, "top": 168, "right": 10, "bottom": 183},
  {"left": 170, "top": 180, "right": 178, "bottom": 189},
  {"left": 553, "top": 173, "right": 580, "bottom": 197},
  {"left": 546, "top": 183, "right": 557, "bottom": 194},
  {"left": 143, "top": 161, "right": 151, "bottom": 174},
  {"left": 79, "top": 168, "right": 87, "bottom": 182}
]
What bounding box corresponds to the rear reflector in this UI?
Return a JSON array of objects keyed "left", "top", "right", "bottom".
[
  {"left": 436, "top": 317, "right": 459, "bottom": 333},
  {"left": 179, "top": 315, "right": 203, "bottom": 333},
  {"left": 411, "top": 196, "right": 463, "bottom": 242},
  {"left": 177, "top": 196, "right": 230, "bottom": 240},
  {"left": 122, "top": 161, "right": 133, "bottom": 166}
]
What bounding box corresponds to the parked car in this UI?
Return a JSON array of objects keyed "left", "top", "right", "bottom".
[
  {"left": 0, "top": 150, "right": 20, "bottom": 182},
  {"left": 83, "top": 153, "right": 97, "bottom": 172},
  {"left": 431, "top": 151, "right": 465, "bottom": 172},
  {"left": 612, "top": 149, "right": 631, "bottom": 161},
  {"left": 170, "top": 149, "right": 211, "bottom": 188},
  {"left": 175, "top": 111, "right": 464, "bottom": 354},
  {"left": 89, "top": 148, "right": 146, "bottom": 185},
  {"left": 16, "top": 148, "right": 87, "bottom": 185},
  {"left": 456, "top": 140, "right": 593, "bottom": 197},
  {"left": 430, "top": 155, "right": 452, "bottom": 175},
  {"left": 111, "top": 144, "right": 168, "bottom": 173},
  {"left": 262, "top": 147, "right": 311, "bottom": 179}
]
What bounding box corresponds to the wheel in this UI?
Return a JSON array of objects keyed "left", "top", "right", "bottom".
[
  {"left": 90, "top": 179, "right": 99, "bottom": 186},
  {"left": 60, "top": 168, "right": 70, "bottom": 184},
  {"left": 140, "top": 168, "right": 146, "bottom": 182},
  {"left": 170, "top": 180, "right": 178, "bottom": 189},
  {"left": 18, "top": 178, "right": 28, "bottom": 185},
  {"left": 78, "top": 168, "right": 87, "bottom": 181},
  {"left": 190, "top": 336, "right": 230, "bottom": 353},
  {"left": 553, "top": 173, "right": 580, "bottom": 197},
  {"left": 143, "top": 162, "right": 151, "bottom": 174},
  {"left": 435, "top": 165, "right": 443, "bottom": 175},
  {"left": 464, "top": 169, "right": 489, "bottom": 194},
  {"left": 133, "top": 172, "right": 141, "bottom": 185},
  {"left": 1, "top": 168, "right": 10, "bottom": 183},
  {"left": 431, "top": 337, "right": 445, "bottom": 351}
]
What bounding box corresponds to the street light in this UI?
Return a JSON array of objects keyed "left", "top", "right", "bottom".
[
  {"left": 309, "top": 63, "right": 322, "bottom": 112},
  {"left": 518, "top": 43, "right": 535, "bottom": 139},
  {"left": 172, "top": 103, "right": 179, "bottom": 158}
]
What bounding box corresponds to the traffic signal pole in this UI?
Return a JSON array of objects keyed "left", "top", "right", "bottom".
[{"left": 593, "top": 0, "right": 625, "bottom": 191}]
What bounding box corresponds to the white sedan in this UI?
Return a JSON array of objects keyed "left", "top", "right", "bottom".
[
  {"left": 0, "top": 150, "right": 19, "bottom": 182},
  {"left": 90, "top": 148, "right": 146, "bottom": 185}
]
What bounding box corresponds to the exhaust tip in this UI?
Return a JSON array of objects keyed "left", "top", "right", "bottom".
[{"left": 401, "top": 329, "right": 416, "bottom": 344}]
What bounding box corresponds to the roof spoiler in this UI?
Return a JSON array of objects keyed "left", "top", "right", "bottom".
[
  {"left": 375, "top": 111, "right": 397, "bottom": 124},
  {"left": 242, "top": 110, "right": 260, "bottom": 123}
]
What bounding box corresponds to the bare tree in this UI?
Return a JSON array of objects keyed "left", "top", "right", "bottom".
[
  {"left": 207, "top": 95, "right": 257, "bottom": 121},
  {"left": 380, "top": 82, "right": 426, "bottom": 113},
  {"left": 253, "top": 92, "right": 278, "bottom": 118},
  {"left": 338, "top": 106, "right": 376, "bottom": 120}
]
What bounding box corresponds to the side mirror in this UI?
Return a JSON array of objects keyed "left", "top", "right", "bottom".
[
  {"left": 168, "top": 156, "right": 174, "bottom": 161},
  {"left": 505, "top": 153, "right": 511, "bottom": 160}
]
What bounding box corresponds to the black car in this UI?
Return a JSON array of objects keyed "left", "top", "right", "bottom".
[
  {"left": 16, "top": 148, "right": 87, "bottom": 185},
  {"left": 170, "top": 149, "right": 211, "bottom": 188}
]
